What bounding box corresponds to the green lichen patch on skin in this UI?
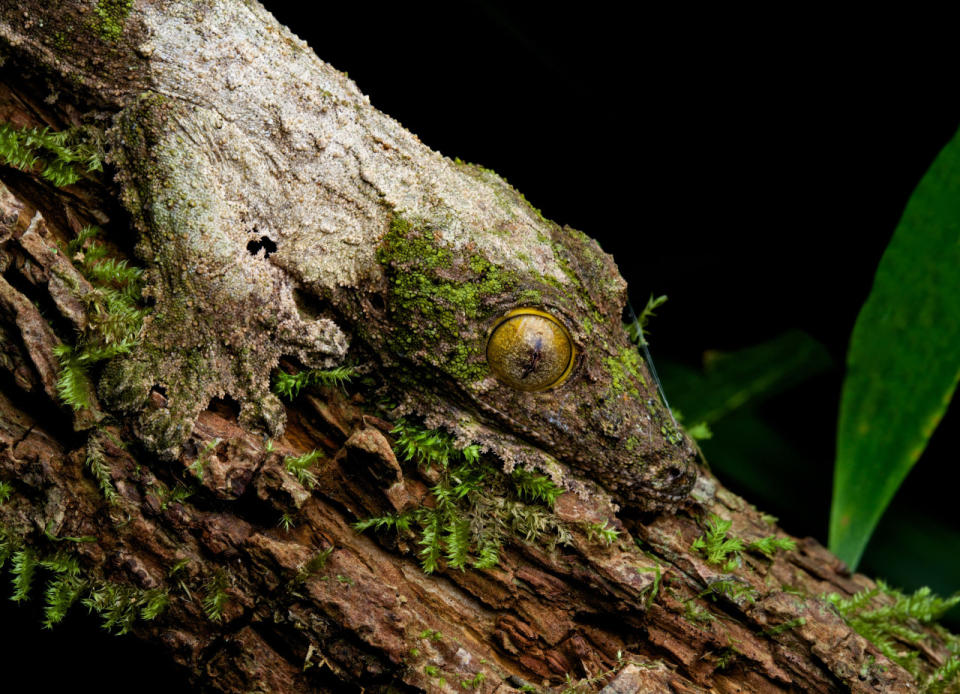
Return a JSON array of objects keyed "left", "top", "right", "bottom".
[
  {"left": 376, "top": 215, "right": 521, "bottom": 383},
  {"left": 93, "top": 0, "right": 133, "bottom": 42},
  {"left": 604, "top": 347, "right": 648, "bottom": 397}
]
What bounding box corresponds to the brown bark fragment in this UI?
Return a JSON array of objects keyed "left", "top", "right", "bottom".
[{"left": 0, "top": 269, "right": 61, "bottom": 399}]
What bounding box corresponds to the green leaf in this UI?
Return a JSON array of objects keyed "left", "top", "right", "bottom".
[
  {"left": 830, "top": 126, "right": 960, "bottom": 569},
  {"left": 656, "top": 334, "right": 831, "bottom": 518},
  {"left": 658, "top": 330, "right": 832, "bottom": 425}
]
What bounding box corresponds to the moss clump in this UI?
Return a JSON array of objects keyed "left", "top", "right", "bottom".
[
  {"left": 691, "top": 514, "right": 795, "bottom": 572},
  {"left": 0, "top": 525, "right": 168, "bottom": 633},
  {"left": 827, "top": 581, "right": 960, "bottom": 691},
  {"left": 353, "top": 419, "right": 573, "bottom": 573},
  {"left": 272, "top": 365, "right": 356, "bottom": 400},
  {"left": 376, "top": 215, "right": 520, "bottom": 384},
  {"left": 516, "top": 288, "right": 543, "bottom": 306},
  {"left": 0, "top": 123, "right": 102, "bottom": 187},
  {"left": 93, "top": 0, "right": 133, "bottom": 42},
  {"left": 54, "top": 226, "right": 147, "bottom": 412}
]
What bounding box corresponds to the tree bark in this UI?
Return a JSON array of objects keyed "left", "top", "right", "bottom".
[{"left": 0, "top": 3, "right": 951, "bottom": 693}]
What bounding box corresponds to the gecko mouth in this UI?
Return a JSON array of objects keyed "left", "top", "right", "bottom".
[{"left": 466, "top": 393, "right": 697, "bottom": 511}]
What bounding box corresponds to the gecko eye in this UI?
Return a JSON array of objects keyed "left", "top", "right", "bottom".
[{"left": 486, "top": 308, "right": 575, "bottom": 391}]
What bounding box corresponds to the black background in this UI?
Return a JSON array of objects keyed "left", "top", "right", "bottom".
[{"left": 4, "top": 4, "right": 960, "bottom": 690}]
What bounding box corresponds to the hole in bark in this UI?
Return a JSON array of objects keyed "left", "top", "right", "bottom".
[
  {"left": 246, "top": 236, "right": 277, "bottom": 257},
  {"left": 207, "top": 395, "right": 241, "bottom": 422},
  {"left": 148, "top": 385, "right": 168, "bottom": 408}
]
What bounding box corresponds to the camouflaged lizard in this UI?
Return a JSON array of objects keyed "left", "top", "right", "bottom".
[{"left": 65, "top": 1, "right": 700, "bottom": 513}]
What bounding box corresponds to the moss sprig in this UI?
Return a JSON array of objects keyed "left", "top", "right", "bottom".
[
  {"left": 273, "top": 365, "right": 356, "bottom": 400},
  {"left": 511, "top": 466, "right": 564, "bottom": 506},
  {"left": 626, "top": 294, "right": 668, "bottom": 347},
  {"left": 585, "top": 521, "right": 620, "bottom": 546},
  {"left": 294, "top": 547, "right": 333, "bottom": 584},
  {"left": 390, "top": 417, "right": 479, "bottom": 470},
  {"left": 55, "top": 226, "right": 148, "bottom": 411},
  {"left": 827, "top": 581, "right": 960, "bottom": 684},
  {"left": 202, "top": 570, "right": 230, "bottom": 622},
  {"left": 691, "top": 514, "right": 795, "bottom": 571},
  {"left": 284, "top": 449, "right": 323, "bottom": 489},
  {"left": 82, "top": 582, "right": 168, "bottom": 634},
  {"left": 148, "top": 480, "right": 195, "bottom": 510},
  {"left": 0, "top": 523, "right": 169, "bottom": 633},
  {"left": 0, "top": 123, "right": 103, "bottom": 187},
  {"left": 691, "top": 515, "right": 745, "bottom": 571},
  {"left": 560, "top": 651, "right": 635, "bottom": 693},
  {"left": 84, "top": 435, "right": 120, "bottom": 504},
  {"left": 355, "top": 420, "right": 580, "bottom": 573},
  {"left": 747, "top": 535, "right": 797, "bottom": 559},
  {"left": 43, "top": 574, "right": 87, "bottom": 628},
  {"left": 9, "top": 548, "right": 38, "bottom": 602},
  {"left": 926, "top": 658, "right": 960, "bottom": 694}
]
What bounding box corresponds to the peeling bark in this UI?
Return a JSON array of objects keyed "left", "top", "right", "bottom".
[{"left": 0, "top": 3, "right": 952, "bottom": 693}]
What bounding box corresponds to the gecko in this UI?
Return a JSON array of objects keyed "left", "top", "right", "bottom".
[{"left": 87, "top": 0, "right": 697, "bottom": 513}]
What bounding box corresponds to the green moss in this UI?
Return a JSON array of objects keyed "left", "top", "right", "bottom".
[
  {"left": 53, "top": 226, "right": 147, "bottom": 413},
  {"left": 691, "top": 514, "right": 795, "bottom": 572},
  {"left": 93, "top": 0, "right": 133, "bottom": 42},
  {"left": 452, "top": 157, "right": 501, "bottom": 179},
  {"left": 581, "top": 314, "right": 594, "bottom": 336},
  {"left": 449, "top": 342, "right": 487, "bottom": 382},
  {"left": 827, "top": 581, "right": 960, "bottom": 688},
  {"left": 377, "top": 214, "right": 520, "bottom": 384},
  {"left": 0, "top": 523, "right": 168, "bottom": 633},
  {"left": 0, "top": 123, "right": 103, "bottom": 187},
  {"left": 53, "top": 31, "right": 71, "bottom": 52},
  {"left": 354, "top": 420, "right": 570, "bottom": 573},
  {"left": 517, "top": 191, "right": 545, "bottom": 222},
  {"left": 604, "top": 347, "right": 647, "bottom": 397},
  {"left": 516, "top": 288, "right": 542, "bottom": 306}
]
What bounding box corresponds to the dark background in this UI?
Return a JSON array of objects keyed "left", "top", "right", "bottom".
[{"left": 4, "top": 3, "right": 960, "bottom": 689}]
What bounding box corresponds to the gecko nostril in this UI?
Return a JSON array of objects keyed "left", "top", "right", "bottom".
[{"left": 246, "top": 236, "right": 277, "bottom": 257}]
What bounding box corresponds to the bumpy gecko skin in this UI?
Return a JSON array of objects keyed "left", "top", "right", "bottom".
[
  {"left": 340, "top": 211, "right": 698, "bottom": 512},
  {"left": 89, "top": 1, "right": 696, "bottom": 510}
]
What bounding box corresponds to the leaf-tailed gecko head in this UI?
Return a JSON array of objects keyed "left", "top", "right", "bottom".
[{"left": 348, "top": 207, "right": 698, "bottom": 513}]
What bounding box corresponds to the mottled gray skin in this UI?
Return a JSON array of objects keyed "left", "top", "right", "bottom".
[{"left": 77, "top": 1, "right": 697, "bottom": 511}]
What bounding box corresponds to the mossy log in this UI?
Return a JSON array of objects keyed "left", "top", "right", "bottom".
[{"left": 0, "top": 2, "right": 955, "bottom": 693}]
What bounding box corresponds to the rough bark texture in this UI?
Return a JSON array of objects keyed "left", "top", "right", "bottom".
[{"left": 0, "top": 3, "right": 954, "bottom": 693}]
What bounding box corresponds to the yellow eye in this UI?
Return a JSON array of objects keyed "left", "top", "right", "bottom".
[{"left": 486, "top": 308, "right": 575, "bottom": 391}]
